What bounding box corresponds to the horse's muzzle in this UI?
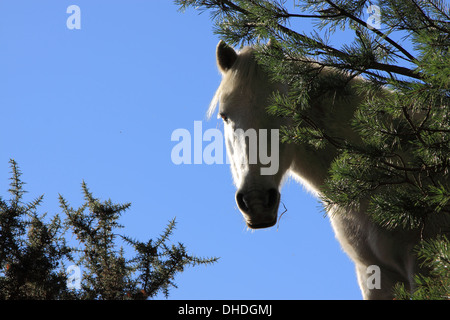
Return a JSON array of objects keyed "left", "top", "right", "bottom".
[{"left": 235, "top": 188, "right": 280, "bottom": 229}]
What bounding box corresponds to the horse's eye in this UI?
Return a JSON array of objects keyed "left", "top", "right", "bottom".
[{"left": 219, "top": 113, "right": 229, "bottom": 123}]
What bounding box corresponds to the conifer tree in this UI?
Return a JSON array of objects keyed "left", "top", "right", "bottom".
[
  {"left": 0, "top": 160, "right": 72, "bottom": 299},
  {"left": 176, "top": 0, "right": 449, "bottom": 299},
  {"left": 0, "top": 160, "right": 218, "bottom": 299}
]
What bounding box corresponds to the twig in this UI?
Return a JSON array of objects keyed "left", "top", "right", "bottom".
[{"left": 277, "top": 201, "right": 288, "bottom": 231}]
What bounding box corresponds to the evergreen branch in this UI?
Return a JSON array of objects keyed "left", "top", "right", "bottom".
[
  {"left": 370, "top": 61, "right": 421, "bottom": 80},
  {"left": 410, "top": 0, "right": 449, "bottom": 34},
  {"left": 8, "top": 159, "right": 26, "bottom": 205},
  {"left": 428, "top": 0, "right": 450, "bottom": 21},
  {"left": 179, "top": 1, "right": 423, "bottom": 79},
  {"left": 277, "top": 12, "right": 341, "bottom": 19},
  {"left": 154, "top": 218, "right": 177, "bottom": 249},
  {"left": 236, "top": 0, "right": 423, "bottom": 79},
  {"left": 322, "top": 0, "right": 417, "bottom": 62}
]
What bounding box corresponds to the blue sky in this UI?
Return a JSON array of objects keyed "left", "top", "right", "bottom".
[{"left": 0, "top": 1, "right": 371, "bottom": 299}]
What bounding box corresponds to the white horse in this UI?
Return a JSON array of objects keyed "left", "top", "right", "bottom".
[{"left": 210, "top": 40, "right": 422, "bottom": 300}]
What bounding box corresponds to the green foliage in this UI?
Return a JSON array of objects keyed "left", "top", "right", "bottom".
[
  {"left": 176, "top": 0, "right": 449, "bottom": 299},
  {"left": 0, "top": 160, "right": 218, "bottom": 299},
  {"left": 0, "top": 160, "right": 72, "bottom": 299},
  {"left": 393, "top": 236, "right": 450, "bottom": 300}
]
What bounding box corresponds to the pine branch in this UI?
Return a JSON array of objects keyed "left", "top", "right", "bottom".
[{"left": 323, "top": 0, "right": 417, "bottom": 62}]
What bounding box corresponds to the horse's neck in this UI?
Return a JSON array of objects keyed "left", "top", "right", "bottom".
[
  {"left": 289, "top": 142, "right": 337, "bottom": 195},
  {"left": 288, "top": 87, "right": 362, "bottom": 195}
]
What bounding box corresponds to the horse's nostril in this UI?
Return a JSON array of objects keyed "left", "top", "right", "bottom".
[
  {"left": 267, "top": 188, "right": 279, "bottom": 209},
  {"left": 236, "top": 189, "right": 279, "bottom": 213},
  {"left": 236, "top": 192, "right": 249, "bottom": 213}
]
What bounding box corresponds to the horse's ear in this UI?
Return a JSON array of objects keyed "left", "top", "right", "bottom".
[{"left": 216, "top": 40, "right": 237, "bottom": 73}]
